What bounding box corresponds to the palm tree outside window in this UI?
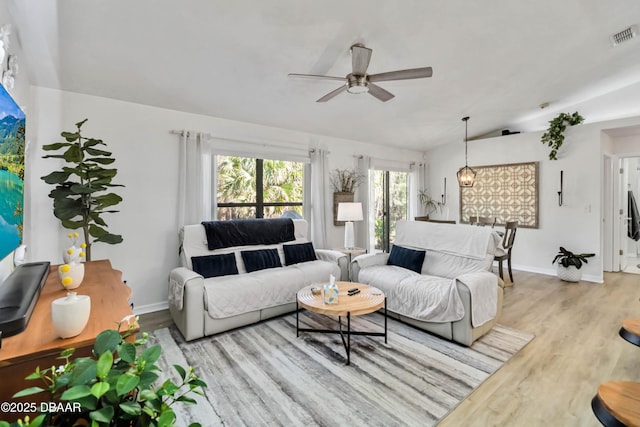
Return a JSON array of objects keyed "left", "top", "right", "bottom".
[{"left": 216, "top": 155, "right": 304, "bottom": 219}]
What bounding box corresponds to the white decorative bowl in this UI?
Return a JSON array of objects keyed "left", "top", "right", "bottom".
[{"left": 51, "top": 292, "right": 91, "bottom": 338}]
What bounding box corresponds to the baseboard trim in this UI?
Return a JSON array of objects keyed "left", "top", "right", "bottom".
[
  {"left": 509, "top": 264, "right": 603, "bottom": 284},
  {"left": 133, "top": 301, "right": 169, "bottom": 315}
]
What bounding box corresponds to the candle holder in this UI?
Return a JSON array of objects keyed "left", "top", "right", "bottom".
[
  {"left": 558, "top": 170, "right": 563, "bottom": 207},
  {"left": 441, "top": 177, "right": 447, "bottom": 206}
]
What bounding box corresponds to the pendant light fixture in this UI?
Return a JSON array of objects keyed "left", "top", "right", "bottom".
[{"left": 457, "top": 116, "right": 476, "bottom": 187}]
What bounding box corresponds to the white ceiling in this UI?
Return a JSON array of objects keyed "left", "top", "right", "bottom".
[{"left": 13, "top": 0, "right": 640, "bottom": 150}]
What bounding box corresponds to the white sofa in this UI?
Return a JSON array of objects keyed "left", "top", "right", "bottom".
[
  {"left": 168, "top": 219, "right": 347, "bottom": 341},
  {"left": 351, "top": 220, "right": 502, "bottom": 346}
]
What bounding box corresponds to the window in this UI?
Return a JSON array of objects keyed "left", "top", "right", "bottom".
[
  {"left": 372, "top": 170, "right": 408, "bottom": 252},
  {"left": 216, "top": 155, "right": 304, "bottom": 219}
]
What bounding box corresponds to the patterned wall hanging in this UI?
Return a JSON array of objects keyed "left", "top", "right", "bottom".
[{"left": 460, "top": 161, "right": 538, "bottom": 228}]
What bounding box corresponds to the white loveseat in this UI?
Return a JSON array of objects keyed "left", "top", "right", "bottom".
[
  {"left": 169, "top": 218, "right": 347, "bottom": 341},
  {"left": 351, "top": 220, "right": 502, "bottom": 346}
]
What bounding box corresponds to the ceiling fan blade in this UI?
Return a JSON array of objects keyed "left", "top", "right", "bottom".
[
  {"left": 316, "top": 85, "right": 347, "bottom": 102},
  {"left": 351, "top": 45, "right": 372, "bottom": 75},
  {"left": 288, "top": 73, "right": 346, "bottom": 82},
  {"left": 368, "top": 67, "right": 433, "bottom": 82},
  {"left": 367, "top": 83, "right": 394, "bottom": 102}
]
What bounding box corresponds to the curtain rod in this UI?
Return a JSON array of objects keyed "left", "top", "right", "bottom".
[
  {"left": 169, "top": 129, "right": 313, "bottom": 154},
  {"left": 353, "top": 154, "right": 416, "bottom": 166}
]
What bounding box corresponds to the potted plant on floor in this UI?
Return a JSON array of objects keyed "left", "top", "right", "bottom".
[
  {"left": 4, "top": 319, "right": 206, "bottom": 427},
  {"left": 552, "top": 246, "right": 595, "bottom": 282}
]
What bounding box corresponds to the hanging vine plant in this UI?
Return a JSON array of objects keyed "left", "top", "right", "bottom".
[{"left": 541, "top": 112, "right": 585, "bottom": 160}]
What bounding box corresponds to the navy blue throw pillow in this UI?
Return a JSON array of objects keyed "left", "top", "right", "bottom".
[
  {"left": 387, "top": 245, "right": 425, "bottom": 273},
  {"left": 191, "top": 253, "right": 239, "bottom": 278},
  {"left": 283, "top": 242, "right": 317, "bottom": 266},
  {"left": 241, "top": 248, "right": 282, "bottom": 273}
]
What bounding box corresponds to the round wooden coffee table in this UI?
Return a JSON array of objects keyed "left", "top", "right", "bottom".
[{"left": 296, "top": 281, "right": 386, "bottom": 365}]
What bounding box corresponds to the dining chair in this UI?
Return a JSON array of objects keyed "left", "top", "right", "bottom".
[
  {"left": 494, "top": 221, "right": 518, "bottom": 283},
  {"left": 470, "top": 216, "right": 496, "bottom": 227},
  {"left": 425, "top": 219, "right": 456, "bottom": 224}
]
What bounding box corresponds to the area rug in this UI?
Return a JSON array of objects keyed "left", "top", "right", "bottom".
[{"left": 149, "top": 312, "right": 534, "bottom": 427}]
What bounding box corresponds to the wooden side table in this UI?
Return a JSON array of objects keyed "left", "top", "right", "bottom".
[
  {"left": 333, "top": 247, "right": 367, "bottom": 281},
  {"left": 619, "top": 318, "right": 640, "bottom": 347},
  {"left": 592, "top": 381, "right": 640, "bottom": 427},
  {"left": 0, "top": 259, "right": 136, "bottom": 418}
]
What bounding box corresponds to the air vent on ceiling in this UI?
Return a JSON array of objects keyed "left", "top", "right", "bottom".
[{"left": 610, "top": 24, "right": 638, "bottom": 46}]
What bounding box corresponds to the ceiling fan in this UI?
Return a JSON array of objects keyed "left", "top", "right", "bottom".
[{"left": 288, "top": 43, "right": 433, "bottom": 102}]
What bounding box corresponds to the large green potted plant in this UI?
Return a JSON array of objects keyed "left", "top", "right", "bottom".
[
  {"left": 541, "top": 112, "right": 584, "bottom": 160},
  {"left": 4, "top": 320, "right": 205, "bottom": 427},
  {"left": 41, "top": 119, "right": 124, "bottom": 261},
  {"left": 552, "top": 246, "right": 595, "bottom": 282}
]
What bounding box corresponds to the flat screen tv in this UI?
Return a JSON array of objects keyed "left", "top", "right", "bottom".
[{"left": 0, "top": 84, "right": 25, "bottom": 262}]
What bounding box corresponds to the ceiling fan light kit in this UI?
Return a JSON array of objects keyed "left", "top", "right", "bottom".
[
  {"left": 289, "top": 43, "right": 432, "bottom": 102},
  {"left": 457, "top": 116, "right": 477, "bottom": 188},
  {"left": 346, "top": 74, "right": 369, "bottom": 94}
]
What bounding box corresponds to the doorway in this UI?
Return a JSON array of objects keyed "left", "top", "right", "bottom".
[
  {"left": 371, "top": 170, "right": 408, "bottom": 253},
  {"left": 622, "top": 157, "right": 640, "bottom": 274}
]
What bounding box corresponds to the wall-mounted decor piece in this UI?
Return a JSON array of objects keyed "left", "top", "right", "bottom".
[
  {"left": 441, "top": 177, "right": 447, "bottom": 205},
  {"left": 460, "top": 161, "right": 539, "bottom": 228},
  {"left": 558, "top": 170, "right": 563, "bottom": 206},
  {"left": 0, "top": 83, "right": 25, "bottom": 261},
  {"left": 541, "top": 112, "right": 584, "bottom": 160}
]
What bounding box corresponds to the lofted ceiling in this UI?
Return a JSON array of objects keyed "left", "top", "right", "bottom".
[{"left": 12, "top": 0, "right": 640, "bottom": 150}]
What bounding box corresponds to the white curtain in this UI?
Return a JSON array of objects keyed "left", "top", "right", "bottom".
[
  {"left": 308, "top": 149, "right": 328, "bottom": 248},
  {"left": 177, "top": 132, "right": 212, "bottom": 227},
  {"left": 410, "top": 162, "right": 428, "bottom": 218},
  {"left": 357, "top": 155, "right": 374, "bottom": 253}
]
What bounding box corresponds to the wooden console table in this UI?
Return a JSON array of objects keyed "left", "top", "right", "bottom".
[{"left": 0, "top": 259, "right": 136, "bottom": 415}]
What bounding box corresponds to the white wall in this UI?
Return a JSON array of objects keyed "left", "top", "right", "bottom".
[
  {"left": 27, "top": 87, "right": 422, "bottom": 312},
  {"left": 425, "top": 115, "right": 640, "bottom": 283}
]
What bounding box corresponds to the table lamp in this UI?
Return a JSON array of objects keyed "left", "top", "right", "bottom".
[{"left": 337, "top": 202, "right": 363, "bottom": 249}]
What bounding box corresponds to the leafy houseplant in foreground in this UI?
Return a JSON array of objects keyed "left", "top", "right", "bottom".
[
  {"left": 552, "top": 246, "right": 595, "bottom": 282},
  {"left": 541, "top": 112, "right": 584, "bottom": 160},
  {"left": 41, "top": 119, "right": 124, "bottom": 261},
  {"left": 5, "top": 320, "right": 206, "bottom": 427}
]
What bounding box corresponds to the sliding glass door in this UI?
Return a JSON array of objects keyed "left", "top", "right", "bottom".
[{"left": 372, "top": 170, "right": 408, "bottom": 252}]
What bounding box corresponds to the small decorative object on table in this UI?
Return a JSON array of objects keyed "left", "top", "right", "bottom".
[
  {"left": 51, "top": 291, "right": 91, "bottom": 338},
  {"left": 323, "top": 274, "right": 339, "bottom": 304},
  {"left": 57, "top": 232, "right": 86, "bottom": 289}
]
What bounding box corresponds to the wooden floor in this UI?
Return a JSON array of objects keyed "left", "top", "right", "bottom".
[{"left": 139, "top": 270, "right": 640, "bottom": 427}]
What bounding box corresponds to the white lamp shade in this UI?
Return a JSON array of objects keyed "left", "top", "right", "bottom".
[{"left": 337, "top": 202, "right": 363, "bottom": 222}]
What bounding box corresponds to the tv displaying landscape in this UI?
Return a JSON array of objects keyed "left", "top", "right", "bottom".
[{"left": 0, "top": 84, "right": 25, "bottom": 262}]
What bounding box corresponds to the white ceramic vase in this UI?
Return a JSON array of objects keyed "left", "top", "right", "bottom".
[
  {"left": 51, "top": 292, "right": 91, "bottom": 338},
  {"left": 557, "top": 264, "right": 582, "bottom": 282},
  {"left": 58, "top": 262, "right": 85, "bottom": 290},
  {"left": 63, "top": 245, "right": 82, "bottom": 264}
]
